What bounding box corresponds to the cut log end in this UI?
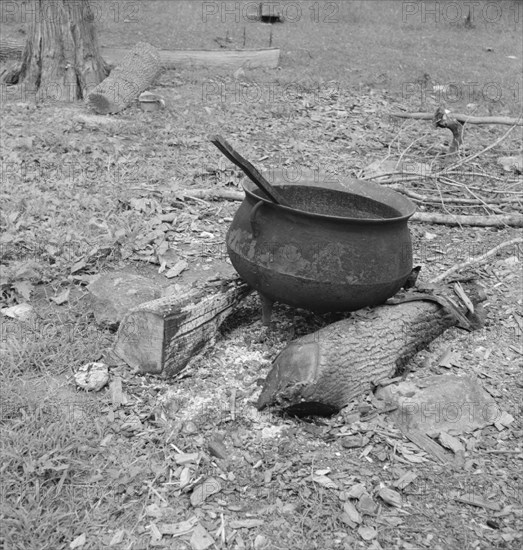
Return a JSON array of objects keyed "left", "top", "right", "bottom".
[
  {"left": 114, "top": 311, "right": 164, "bottom": 373},
  {"left": 257, "top": 284, "right": 487, "bottom": 415},
  {"left": 114, "top": 278, "right": 252, "bottom": 377}
]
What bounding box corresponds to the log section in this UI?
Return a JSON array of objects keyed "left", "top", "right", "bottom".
[
  {"left": 257, "top": 286, "right": 486, "bottom": 415},
  {"left": 114, "top": 278, "right": 251, "bottom": 377}
]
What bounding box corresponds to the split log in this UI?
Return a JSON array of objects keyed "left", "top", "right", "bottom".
[
  {"left": 114, "top": 278, "right": 252, "bottom": 377},
  {"left": 257, "top": 285, "right": 487, "bottom": 416},
  {"left": 87, "top": 42, "right": 161, "bottom": 114}
]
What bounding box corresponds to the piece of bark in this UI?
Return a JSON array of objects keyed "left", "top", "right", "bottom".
[
  {"left": 399, "top": 428, "right": 451, "bottom": 465},
  {"left": 114, "top": 278, "right": 251, "bottom": 377},
  {"left": 87, "top": 42, "right": 161, "bottom": 114},
  {"left": 257, "top": 285, "right": 486, "bottom": 415}
]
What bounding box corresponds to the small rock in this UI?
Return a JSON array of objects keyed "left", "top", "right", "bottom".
[
  {"left": 341, "top": 435, "right": 365, "bottom": 449},
  {"left": 254, "top": 534, "right": 268, "bottom": 549},
  {"left": 74, "top": 362, "right": 109, "bottom": 392}
]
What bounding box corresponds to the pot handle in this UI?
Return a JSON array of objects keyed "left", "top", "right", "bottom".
[{"left": 250, "top": 200, "right": 264, "bottom": 238}]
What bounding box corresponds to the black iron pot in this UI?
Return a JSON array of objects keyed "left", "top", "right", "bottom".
[{"left": 226, "top": 172, "right": 416, "bottom": 323}]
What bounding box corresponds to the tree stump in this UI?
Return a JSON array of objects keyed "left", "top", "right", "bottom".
[
  {"left": 86, "top": 42, "right": 161, "bottom": 114},
  {"left": 8, "top": 0, "right": 109, "bottom": 96}
]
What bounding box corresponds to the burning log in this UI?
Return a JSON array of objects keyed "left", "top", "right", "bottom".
[{"left": 257, "top": 284, "right": 487, "bottom": 416}]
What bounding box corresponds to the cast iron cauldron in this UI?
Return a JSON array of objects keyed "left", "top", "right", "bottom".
[{"left": 226, "top": 171, "right": 416, "bottom": 323}]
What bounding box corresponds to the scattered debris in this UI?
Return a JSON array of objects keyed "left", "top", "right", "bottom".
[{"left": 74, "top": 362, "right": 109, "bottom": 392}]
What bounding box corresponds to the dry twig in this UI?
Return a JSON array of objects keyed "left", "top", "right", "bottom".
[
  {"left": 390, "top": 112, "right": 523, "bottom": 126},
  {"left": 430, "top": 237, "right": 523, "bottom": 283}
]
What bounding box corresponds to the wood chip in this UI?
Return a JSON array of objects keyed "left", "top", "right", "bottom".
[
  {"left": 393, "top": 471, "right": 418, "bottom": 490},
  {"left": 158, "top": 516, "right": 198, "bottom": 536},
  {"left": 455, "top": 494, "right": 500, "bottom": 511},
  {"left": 190, "top": 523, "right": 214, "bottom": 550},
  {"left": 343, "top": 501, "right": 362, "bottom": 524},
  {"left": 378, "top": 486, "right": 402, "bottom": 507},
  {"left": 438, "top": 432, "right": 464, "bottom": 453},
  {"left": 229, "top": 519, "right": 264, "bottom": 529}
]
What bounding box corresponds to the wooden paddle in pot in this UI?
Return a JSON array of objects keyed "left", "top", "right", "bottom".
[{"left": 210, "top": 135, "right": 291, "bottom": 207}]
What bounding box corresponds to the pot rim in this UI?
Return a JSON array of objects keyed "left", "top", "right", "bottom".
[{"left": 241, "top": 176, "right": 417, "bottom": 223}]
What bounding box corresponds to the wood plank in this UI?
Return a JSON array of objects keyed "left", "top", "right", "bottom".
[
  {"left": 103, "top": 47, "right": 280, "bottom": 70},
  {"left": 0, "top": 41, "right": 280, "bottom": 70}
]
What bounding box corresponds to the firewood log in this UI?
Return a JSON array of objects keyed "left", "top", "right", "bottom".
[
  {"left": 86, "top": 41, "right": 161, "bottom": 114},
  {"left": 114, "top": 278, "right": 251, "bottom": 377},
  {"left": 257, "top": 285, "right": 487, "bottom": 415}
]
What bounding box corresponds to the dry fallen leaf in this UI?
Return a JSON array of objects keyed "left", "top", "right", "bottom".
[
  {"left": 51, "top": 288, "right": 70, "bottom": 305},
  {"left": 311, "top": 473, "right": 339, "bottom": 489},
  {"left": 438, "top": 432, "right": 464, "bottom": 454},
  {"left": 190, "top": 477, "right": 222, "bottom": 507},
  {"left": 69, "top": 533, "right": 86, "bottom": 549},
  {"left": 109, "top": 529, "right": 125, "bottom": 546},
  {"left": 393, "top": 471, "right": 417, "bottom": 489},
  {"left": 229, "top": 519, "right": 264, "bottom": 529},
  {"left": 190, "top": 523, "right": 214, "bottom": 550},
  {"left": 357, "top": 525, "right": 377, "bottom": 541},
  {"left": 159, "top": 516, "right": 198, "bottom": 536}
]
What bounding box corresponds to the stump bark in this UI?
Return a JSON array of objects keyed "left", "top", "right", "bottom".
[
  {"left": 257, "top": 286, "right": 486, "bottom": 415},
  {"left": 86, "top": 41, "right": 161, "bottom": 114},
  {"left": 0, "top": 39, "right": 24, "bottom": 62},
  {"left": 5, "top": 0, "right": 109, "bottom": 97}
]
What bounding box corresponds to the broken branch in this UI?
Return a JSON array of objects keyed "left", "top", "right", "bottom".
[{"left": 429, "top": 237, "right": 523, "bottom": 283}]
